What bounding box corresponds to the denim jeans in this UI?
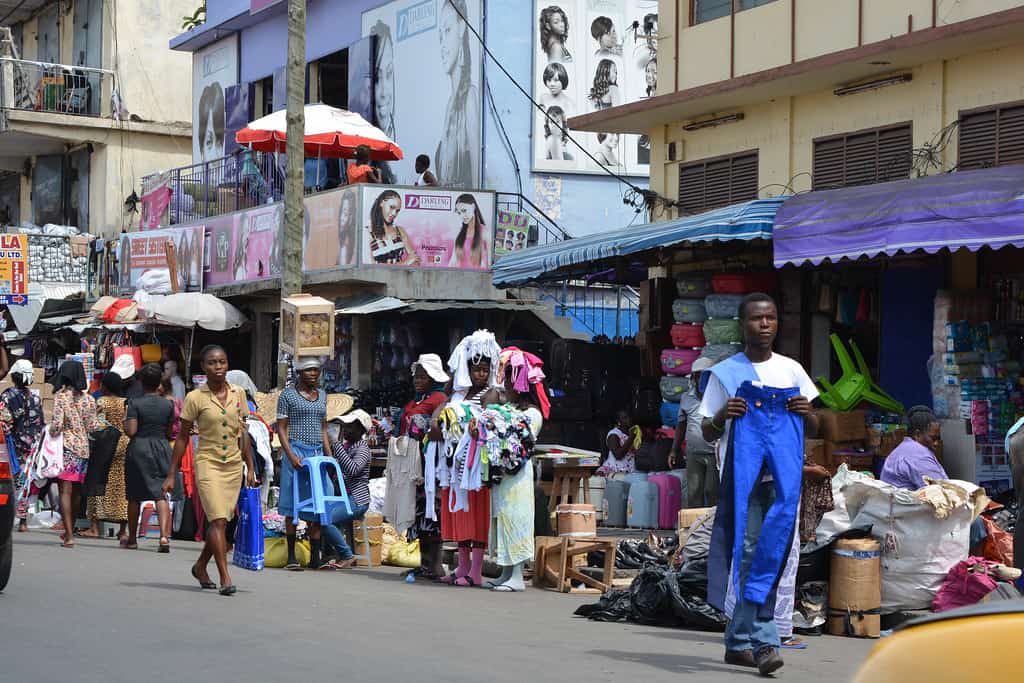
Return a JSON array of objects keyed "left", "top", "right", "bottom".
[
  {"left": 725, "top": 480, "right": 781, "bottom": 652},
  {"left": 320, "top": 502, "right": 370, "bottom": 560}
]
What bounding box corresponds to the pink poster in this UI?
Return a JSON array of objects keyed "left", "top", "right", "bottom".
[
  {"left": 202, "top": 204, "right": 282, "bottom": 287},
  {"left": 359, "top": 187, "right": 495, "bottom": 270},
  {"left": 139, "top": 177, "right": 172, "bottom": 230}
]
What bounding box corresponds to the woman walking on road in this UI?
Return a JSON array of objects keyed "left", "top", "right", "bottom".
[
  {"left": 83, "top": 372, "right": 130, "bottom": 541},
  {"left": 2, "top": 359, "right": 45, "bottom": 532},
  {"left": 124, "top": 363, "right": 179, "bottom": 552},
  {"left": 165, "top": 345, "right": 256, "bottom": 595},
  {"left": 49, "top": 361, "right": 100, "bottom": 548}
]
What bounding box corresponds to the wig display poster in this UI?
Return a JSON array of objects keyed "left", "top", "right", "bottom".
[
  {"left": 204, "top": 204, "right": 282, "bottom": 287},
  {"left": 193, "top": 34, "right": 238, "bottom": 164},
  {"left": 532, "top": 0, "right": 656, "bottom": 176},
  {"left": 360, "top": 187, "right": 495, "bottom": 270},
  {"left": 494, "top": 210, "right": 531, "bottom": 257},
  {"left": 304, "top": 187, "right": 359, "bottom": 271},
  {"left": 117, "top": 227, "right": 205, "bottom": 294}
]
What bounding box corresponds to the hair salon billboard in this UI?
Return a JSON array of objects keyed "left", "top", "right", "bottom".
[{"left": 532, "top": 0, "right": 656, "bottom": 177}]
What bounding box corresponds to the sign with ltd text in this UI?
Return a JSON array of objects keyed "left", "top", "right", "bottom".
[{"left": 0, "top": 233, "right": 28, "bottom": 305}]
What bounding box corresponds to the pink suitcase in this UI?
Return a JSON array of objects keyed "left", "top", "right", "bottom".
[
  {"left": 661, "top": 348, "right": 701, "bottom": 376},
  {"left": 647, "top": 473, "right": 682, "bottom": 529}
]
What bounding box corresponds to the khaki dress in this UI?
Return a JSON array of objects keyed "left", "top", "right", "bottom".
[
  {"left": 87, "top": 396, "right": 129, "bottom": 523},
  {"left": 182, "top": 383, "right": 250, "bottom": 521}
]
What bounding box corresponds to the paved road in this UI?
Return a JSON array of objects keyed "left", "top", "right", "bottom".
[{"left": 3, "top": 532, "right": 874, "bottom": 682}]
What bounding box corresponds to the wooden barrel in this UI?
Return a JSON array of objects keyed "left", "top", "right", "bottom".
[
  {"left": 828, "top": 537, "right": 882, "bottom": 638},
  {"left": 557, "top": 504, "right": 597, "bottom": 538}
]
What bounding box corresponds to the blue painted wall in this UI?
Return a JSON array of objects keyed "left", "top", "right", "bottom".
[{"left": 190, "top": 0, "right": 644, "bottom": 237}]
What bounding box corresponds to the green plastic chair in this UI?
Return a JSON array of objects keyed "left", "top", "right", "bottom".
[
  {"left": 816, "top": 334, "right": 867, "bottom": 411},
  {"left": 849, "top": 338, "right": 905, "bottom": 414}
]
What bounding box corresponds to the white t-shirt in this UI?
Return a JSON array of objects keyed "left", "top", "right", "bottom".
[{"left": 699, "top": 352, "right": 819, "bottom": 467}]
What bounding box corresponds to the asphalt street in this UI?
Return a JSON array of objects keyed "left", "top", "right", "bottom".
[{"left": 2, "top": 531, "right": 874, "bottom": 682}]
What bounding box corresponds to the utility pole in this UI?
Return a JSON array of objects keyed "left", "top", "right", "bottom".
[{"left": 279, "top": 0, "right": 306, "bottom": 387}]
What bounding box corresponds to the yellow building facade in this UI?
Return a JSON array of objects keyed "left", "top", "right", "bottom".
[{"left": 570, "top": 0, "right": 1024, "bottom": 218}]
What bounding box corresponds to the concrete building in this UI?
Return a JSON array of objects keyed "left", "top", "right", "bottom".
[
  {"left": 571, "top": 0, "right": 1024, "bottom": 215},
  {"left": 0, "top": 0, "right": 192, "bottom": 237}
]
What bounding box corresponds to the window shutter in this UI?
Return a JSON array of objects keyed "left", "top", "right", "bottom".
[
  {"left": 996, "top": 104, "right": 1024, "bottom": 166},
  {"left": 812, "top": 124, "right": 912, "bottom": 189},
  {"left": 958, "top": 110, "right": 997, "bottom": 170},
  {"left": 813, "top": 137, "right": 846, "bottom": 190},
  {"left": 877, "top": 125, "right": 913, "bottom": 182},
  {"left": 677, "top": 151, "right": 759, "bottom": 214}
]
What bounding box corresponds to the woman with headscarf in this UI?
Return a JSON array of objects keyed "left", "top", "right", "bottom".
[
  {"left": 398, "top": 354, "right": 449, "bottom": 579},
  {"left": 82, "top": 372, "right": 130, "bottom": 541},
  {"left": 49, "top": 360, "right": 100, "bottom": 548},
  {"left": 2, "top": 359, "right": 45, "bottom": 532},
  {"left": 164, "top": 345, "right": 256, "bottom": 595},
  {"left": 276, "top": 356, "right": 331, "bottom": 570},
  {"left": 480, "top": 347, "right": 549, "bottom": 592},
  {"left": 436, "top": 330, "right": 502, "bottom": 587}
]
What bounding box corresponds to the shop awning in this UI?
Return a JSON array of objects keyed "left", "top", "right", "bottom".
[
  {"left": 336, "top": 297, "right": 545, "bottom": 315},
  {"left": 491, "top": 197, "right": 787, "bottom": 287},
  {"left": 773, "top": 165, "right": 1024, "bottom": 267},
  {"left": 8, "top": 283, "right": 86, "bottom": 334}
]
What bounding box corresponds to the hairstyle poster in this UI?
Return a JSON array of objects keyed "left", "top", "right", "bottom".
[
  {"left": 223, "top": 83, "right": 251, "bottom": 157},
  {"left": 494, "top": 210, "right": 531, "bottom": 258},
  {"left": 203, "top": 203, "right": 281, "bottom": 288},
  {"left": 117, "top": 226, "right": 205, "bottom": 294},
  {"left": 347, "top": 36, "right": 375, "bottom": 124},
  {"left": 359, "top": 186, "right": 495, "bottom": 271},
  {"left": 532, "top": 0, "right": 656, "bottom": 177},
  {"left": 305, "top": 186, "right": 359, "bottom": 271},
  {"left": 192, "top": 34, "right": 238, "bottom": 164},
  {"left": 361, "top": 0, "right": 483, "bottom": 188}
]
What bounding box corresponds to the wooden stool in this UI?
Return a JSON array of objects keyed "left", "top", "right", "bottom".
[
  {"left": 548, "top": 465, "right": 597, "bottom": 513},
  {"left": 533, "top": 536, "right": 616, "bottom": 594}
]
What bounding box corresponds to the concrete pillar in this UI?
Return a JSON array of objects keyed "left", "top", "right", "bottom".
[
  {"left": 349, "top": 315, "right": 373, "bottom": 389},
  {"left": 252, "top": 311, "right": 274, "bottom": 391}
]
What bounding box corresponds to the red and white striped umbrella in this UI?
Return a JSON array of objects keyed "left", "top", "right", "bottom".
[{"left": 235, "top": 103, "right": 403, "bottom": 160}]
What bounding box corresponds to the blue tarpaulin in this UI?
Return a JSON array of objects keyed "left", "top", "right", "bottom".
[{"left": 492, "top": 198, "right": 787, "bottom": 287}]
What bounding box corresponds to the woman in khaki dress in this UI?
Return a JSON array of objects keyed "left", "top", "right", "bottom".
[{"left": 164, "top": 345, "right": 256, "bottom": 595}]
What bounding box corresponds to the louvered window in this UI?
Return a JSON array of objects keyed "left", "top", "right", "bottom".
[
  {"left": 958, "top": 102, "right": 1024, "bottom": 170},
  {"left": 692, "top": 0, "right": 777, "bottom": 24},
  {"left": 678, "top": 151, "right": 758, "bottom": 214},
  {"left": 812, "top": 124, "right": 912, "bottom": 190}
]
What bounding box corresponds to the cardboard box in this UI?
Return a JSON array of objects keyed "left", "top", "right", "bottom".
[
  {"left": 817, "top": 409, "right": 867, "bottom": 443},
  {"left": 828, "top": 537, "right": 881, "bottom": 638},
  {"left": 42, "top": 397, "right": 54, "bottom": 423},
  {"left": 876, "top": 429, "right": 906, "bottom": 458},
  {"left": 352, "top": 513, "right": 383, "bottom": 567},
  {"left": 805, "top": 438, "right": 825, "bottom": 467},
  {"left": 678, "top": 507, "right": 714, "bottom": 530},
  {"left": 280, "top": 294, "right": 335, "bottom": 358}
]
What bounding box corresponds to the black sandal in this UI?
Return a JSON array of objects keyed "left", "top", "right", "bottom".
[
  {"left": 158, "top": 538, "right": 170, "bottom": 554},
  {"left": 219, "top": 585, "right": 238, "bottom": 596},
  {"left": 191, "top": 564, "right": 216, "bottom": 590}
]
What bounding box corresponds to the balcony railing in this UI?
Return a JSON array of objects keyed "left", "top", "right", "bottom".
[{"left": 0, "top": 58, "right": 116, "bottom": 117}]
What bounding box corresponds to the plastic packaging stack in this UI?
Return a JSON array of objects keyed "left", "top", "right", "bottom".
[{"left": 27, "top": 233, "right": 89, "bottom": 283}]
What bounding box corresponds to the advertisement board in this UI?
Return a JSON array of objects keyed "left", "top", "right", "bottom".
[
  {"left": 193, "top": 34, "right": 239, "bottom": 164},
  {"left": 494, "top": 210, "right": 531, "bottom": 257},
  {"left": 305, "top": 186, "right": 359, "bottom": 271},
  {"left": 361, "top": 0, "right": 483, "bottom": 188},
  {"left": 117, "top": 227, "right": 205, "bottom": 294},
  {"left": 139, "top": 173, "right": 172, "bottom": 230},
  {"left": 359, "top": 186, "right": 494, "bottom": 270},
  {"left": 532, "top": 0, "right": 656, "bottom": 176},
  {"left": 204, "top": 204, "right": 282, "bottom": 287},
  {"left": 0, "top": 234, "right": 28, "bottom": 305}
]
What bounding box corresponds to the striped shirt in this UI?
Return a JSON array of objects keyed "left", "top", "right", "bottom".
[{"left": 330, "top": 438, "right": 371, "bottom": 506}]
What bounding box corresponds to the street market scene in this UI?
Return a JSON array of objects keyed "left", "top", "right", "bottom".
[{"left": 1, "top": 1, "right": 1023, "bottom": 681}]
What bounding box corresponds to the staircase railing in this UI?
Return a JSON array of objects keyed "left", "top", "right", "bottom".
[{"left": 528, "top": 280, "right": 640, "bottom": 340}]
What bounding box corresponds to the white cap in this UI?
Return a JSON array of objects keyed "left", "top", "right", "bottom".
[
  {"left": 336, "top": 408, "right": 373, "bottom": 433},
  {"left": 412, "top": 353, "right": 450, "bottom": 383}
]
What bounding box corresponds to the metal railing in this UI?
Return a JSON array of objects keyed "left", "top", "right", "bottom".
[
  {"left": 496, "top": 191, "right": 572, "bottom": 248},
  {"left": 536, "top": 280, "right": 640, "bottom": 340},
  {"left": 155, "top": 150, "right": 287, "bottom": 225},
  {"left": 0, "top": 58, "right": 115, "bottom": 117}
]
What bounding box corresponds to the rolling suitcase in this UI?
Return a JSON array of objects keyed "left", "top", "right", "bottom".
[
  {"left": 660, "top": 400, "right": 680, "bottom": 429},
  {"left": 703, "top": 319, "right": 743, "bottom": 345},
  {"left": 671, "top": 323, "right": 706, "bottom": 348},
  {"left": 668, "top": 469, "right": 689, "bottom": 506},
  {"left": 660, "top": 375, "right": 690, "bottom": 403},
  {"left": 704, "top": 294, "right": 745, "bottom": 319},
  {"left": 602, "top": 478, "right": 630, "bottom": 527},
  {"left": 647, "top": 473, "right": 683, "bottom": 529},
  {"left": 672, "top": 298, "right": 707, "bottom": 323},
  {"left": 661, "top": 348, "right": 701, "bottom": 376},
  {"left": 627, "top": 479, "right": 659, "bottom": 529},
  {"left": 711, "top": 272, "right": 777, "bottom": 295},
  {"left": 676, "top": 277, "right": 710, "bottom": 299}
]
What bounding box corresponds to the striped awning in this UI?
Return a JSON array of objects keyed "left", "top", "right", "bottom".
[
  {"left": 773, "top": 165, "right": 1024, "bottom": 267},
  {"left": 492, "top": 197, "right": 786, "bottom": 288}
]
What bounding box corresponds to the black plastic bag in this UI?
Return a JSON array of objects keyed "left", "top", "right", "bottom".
[{"left": 574, "top": 588, "right": 633, "bottom": 622}]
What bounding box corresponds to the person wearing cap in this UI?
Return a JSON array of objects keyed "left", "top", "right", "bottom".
[
  {"left": 319, "top": 409, "right": 373, "bottom": 569},
  {"left": 671, "top": 356, "right": 720, "bottom": 508},
  {"left": 400, "top": 353, "right": 450, "bottom": 579},
  {"left": 111, "top": 354, "right": 144, "bottom": 399},
  {"left": 2, "top": 358, "right": 45, "bottom": 532},
  {"left": 276, "top": 356, "right": 331, "bottom": 570}
]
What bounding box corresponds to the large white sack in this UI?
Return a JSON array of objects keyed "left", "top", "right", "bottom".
[
  {"left": 809, "top": 464, "right": 874, "bottom": 551},
  {"left": 842, "top": 478, "right": 983, "bottom": 613}
]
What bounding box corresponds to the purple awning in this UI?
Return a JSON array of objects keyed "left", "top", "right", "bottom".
[{"left": 773, "top": 165, "right": 1024, "bottom": 267}]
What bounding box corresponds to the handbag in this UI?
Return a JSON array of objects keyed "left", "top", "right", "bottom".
[
  {"left": 114, "top": 345, "right": 143, "bottom": 370},
  {"left": 37, "top": 430, "right": 64, "bottom": 480},
  {"left": 140, "top": 343, "right": 162, "bottom": 364},
  {"left": 4, "top": 433, "right": 20, "bottom": 479},
  {"left": 232, "top": 487, "right": 265, "bottom": 571}
]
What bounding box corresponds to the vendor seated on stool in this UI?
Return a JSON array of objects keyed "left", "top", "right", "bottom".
[
  {"left": 319, "top": 409, "right": 373, "bottom": 570},
  {"left": 881, "top": 405, "right": 987, "bottom": 550}
]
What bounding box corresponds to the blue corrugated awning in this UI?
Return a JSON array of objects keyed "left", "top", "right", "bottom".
[{"left": 492, "top": 197, "right": 787, "bottom": 287}]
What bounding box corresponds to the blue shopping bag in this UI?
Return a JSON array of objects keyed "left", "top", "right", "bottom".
[
  {"left": 5, "top": 433, "right": 20, "bottom": 479},
  {"left": 232, "top": 487, "right": 265, "bottom": 571}
]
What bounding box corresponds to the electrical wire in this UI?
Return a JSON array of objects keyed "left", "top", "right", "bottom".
[
  {"left": 484, "top": 77, "right": 522, "bottom": 197},
  {"left": 443, "top": 0, "right": 677, "bottom": 215},
  {"left": 0, "top": 0, "right": 30, "bottom": 26}
]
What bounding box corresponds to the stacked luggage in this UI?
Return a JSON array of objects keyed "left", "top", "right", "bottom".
[{"left": 662, "top": 277, "right": 710, "bottom": 429}]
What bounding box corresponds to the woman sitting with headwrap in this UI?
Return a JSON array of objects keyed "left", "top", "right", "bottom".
[
  {"left": 480, "top": 346, "right": 549, "bottom": 592},
  {"left": 436, "top": 330, "right": 502, "bottom": 587}
]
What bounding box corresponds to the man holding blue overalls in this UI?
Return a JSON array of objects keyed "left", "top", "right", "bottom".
[{"left": 700, "top": 293, "right": 819, "bottom": 676}]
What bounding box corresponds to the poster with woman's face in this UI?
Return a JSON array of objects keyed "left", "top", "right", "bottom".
[
  {"left": 359, "top": 186, "right": 495, "bottom": 271},
  {"left": 362, "top": 0, "right": 483, "bottom": 188},
  {"left": 532, "top": 0, "right": 655, "bottom": 177},
  {"left": 304, "top": 187, "right": 358, "bottom": 271},
  {"left": 192, "top": 35, "right": 238, "bottom": 164}
]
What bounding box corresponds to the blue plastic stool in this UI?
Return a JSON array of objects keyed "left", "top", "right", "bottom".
[{"left": 291, "top": 456, "right": 353, "bottom": 525}]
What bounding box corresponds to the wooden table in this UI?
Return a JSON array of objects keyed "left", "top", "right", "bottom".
[{"left": 547, "top": 464, "right": 599, "bottom": 512}]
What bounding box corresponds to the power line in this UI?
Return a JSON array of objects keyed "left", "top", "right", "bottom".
[{"left": 443, "top": 0, "right": 676, "bottom": 215}]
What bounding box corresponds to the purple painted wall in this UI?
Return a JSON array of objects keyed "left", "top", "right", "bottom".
[{"left": 240, "top": 0, "right": 384, "bottom": 83}]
